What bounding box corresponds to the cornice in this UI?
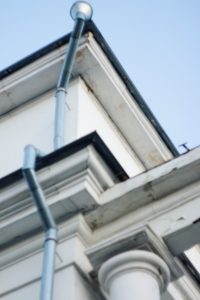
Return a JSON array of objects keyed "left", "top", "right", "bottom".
[
  {"left": 0, "top": 145, "right": 115, "bottom": 248},
  {"left": 0, "top": 214, "right": 92, "bottom": 270},
  {"left": 86, "top": 225, "right": 182, "bottom": 281},
  {"left": 86, "top": 147, "right": 200, "bottom": 229}
]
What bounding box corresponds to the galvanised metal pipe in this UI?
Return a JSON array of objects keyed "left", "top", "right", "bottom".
[
  {"left": 23, "top": 144, "right": 57, "bottom": 300},
  {"left": 40, "top": 229, "right": 57, "bottom": 300},
  {"left": 54, "top": 1, "right": 93, "bottom": 150},
  {"left": 22, "top": 4, "right": 93, "bottom": 299}
]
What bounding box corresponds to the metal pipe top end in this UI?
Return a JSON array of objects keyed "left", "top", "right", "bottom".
[{"left": 70, "top": 1, "right": 93, "bottom": 21}]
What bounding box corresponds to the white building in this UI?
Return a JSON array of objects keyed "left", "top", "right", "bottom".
[{"left": 0, "top": 6, "right": 200, "bottom": 300}]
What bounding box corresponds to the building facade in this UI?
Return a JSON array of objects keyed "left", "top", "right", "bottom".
[{"left": 0, "top": 14, "right": 200, "bottom": 300}]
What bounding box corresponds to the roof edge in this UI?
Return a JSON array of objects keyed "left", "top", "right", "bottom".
[
  {"left": 0, "top": 132, "right": 128, "bottom": 190},
  {"left": 86, "top": 22, "right": 179, "bottom": 157},
  {"left": 0, "top": 21, "right": 179, "bottom": 157}
]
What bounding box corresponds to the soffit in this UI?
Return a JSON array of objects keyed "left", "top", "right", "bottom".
[
  {"left": 86, "top": 147, "right": 200, "bottom": 229},
  {"left": 0, "top": 32, "right": 173, "bottom": 168}
]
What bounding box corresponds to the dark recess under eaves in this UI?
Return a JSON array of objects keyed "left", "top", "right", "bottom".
[{"left": 0, "top": 132, "right": 128, "bottom": 190}]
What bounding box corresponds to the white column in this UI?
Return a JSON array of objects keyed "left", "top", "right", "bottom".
[{"left": 98, "top": 250, "right": 170, "bottom": 300}]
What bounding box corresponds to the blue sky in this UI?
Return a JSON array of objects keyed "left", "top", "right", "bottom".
[{"left": 0, "top": 0, "right": 200, "bottom": 153}]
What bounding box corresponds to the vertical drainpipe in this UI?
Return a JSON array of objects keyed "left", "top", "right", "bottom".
[
  {"left": 22, "top": 2, "right": 93, "bottom": 300},
  {"left": 23, "top": 145, "right": 57, "bottom": 300},
  {"left": 54, "top": 1, "right": 93, "bottom": 150}
]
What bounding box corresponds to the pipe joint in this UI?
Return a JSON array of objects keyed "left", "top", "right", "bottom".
[
  {"left": 23, "top": 144, "right": 44, "bottom": 170},
  {"left": 23, "top": 145, "right": 58, "bottom": 300},
  {"left": 55, "top": 87, "right": 67, "bottom": 94},
  {"left": 45, "top": 228, "right": 58, "bottom": 243}
]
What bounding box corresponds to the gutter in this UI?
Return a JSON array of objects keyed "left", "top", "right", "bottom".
[{"left": 0, "top": 132, "right": 128, "bottom": 191}]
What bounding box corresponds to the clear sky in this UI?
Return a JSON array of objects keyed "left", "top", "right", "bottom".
[{"left": 0, "top": 0, "right": 200, "bottom": 153}]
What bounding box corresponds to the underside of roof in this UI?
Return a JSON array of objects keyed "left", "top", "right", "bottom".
[{"left": 0, "top": 21, "right": 179, "bottom": 157}]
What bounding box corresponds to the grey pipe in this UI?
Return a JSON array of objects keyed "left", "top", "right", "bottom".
[
  {"left": 23, "top": 145, "right": 57, "bottom": 300},
  {"left": 22, "top": 4, "right": 93, "bottom": 300},
  {"left": 54, "top": 1, "right": 93, "bottom": 150}
]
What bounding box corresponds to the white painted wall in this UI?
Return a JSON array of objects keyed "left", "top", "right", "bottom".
[
  {"left": 185, "top": 245, "right": 200, "bottom": 273},
  {"left": 1, "top": 236, "right": 97, "bottom": 300},
  {"left": 0, "top": 77, "right": 143, "bottom": 178},
  {"left": 66, "top": 78, "right": 144, "bottom": 177},
  {"left": 0, "top": 91, "right": 54, "bottom": 177}
]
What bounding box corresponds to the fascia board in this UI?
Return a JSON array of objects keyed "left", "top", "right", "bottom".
[
  {"left": 0, "top": 132, "right": 127, "bottom": 190},
  {"left": 0, "top": 33, "right": 175, "bottom": 169},
  {"left": 86, "top": 147, "right": 200, "bottom": 229},
  {"left": 0, "top": 20, "right": 178, "bottom": 158},
  {"left": 81, "top": 35, "right": 174, "bottom": 168},
  {"left": 0, "top": 41, "right": 86, "bottom": 117}
]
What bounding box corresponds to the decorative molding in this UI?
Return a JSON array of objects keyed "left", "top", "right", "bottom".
[
  {"left": 98, "top": 250, "right": 170, "bottom": 294},
  {"left": 86, "top": 147, "right": 200, "bottom": 230},
  {"left": 0, "top": 146, "right": 114, "bottom": 248},
  {"left": 0, "top": 214, "right": 92, "bottom": 270},
  {"left": 86, "top": 225, "right": 183, "bottom": 280}
]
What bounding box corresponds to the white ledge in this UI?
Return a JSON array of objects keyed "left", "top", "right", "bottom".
[
  {"left": 86, "top": 147, "right": 200, "bottom": 230},
  {"left": 0, "top": 145, "right": 115, "bottom": 248}
]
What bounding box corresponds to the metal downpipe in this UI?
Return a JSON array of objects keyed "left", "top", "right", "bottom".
[
  {"left": 54, "top": 1, "right": 93, "bottom": 150},
  {"left": 23, "top": 145, "right": 57, "bottom": 300},
  {"left": 22, "top": 3, "right": 93, "bottom": 300}
]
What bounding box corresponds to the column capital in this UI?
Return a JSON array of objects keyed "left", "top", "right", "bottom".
[{"left": 99, "top": 250, "right": 170, "bottom": 296}]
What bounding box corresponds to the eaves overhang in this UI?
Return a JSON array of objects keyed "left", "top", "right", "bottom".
[
  {"left": 0, "top": 132, "right": 128, "bottom": 190},
  {"left": 0, "top": 132, "right": 127, "bottom": 249},
  {"left": 86, "top": 146, "right": 200, "bottom": 230},
  {"left": 0, "top": 21, "right": 178, "bottom": 158}
]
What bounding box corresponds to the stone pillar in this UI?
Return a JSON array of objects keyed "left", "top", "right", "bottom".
[{"left": 98, "top": 250, "right": 170, "bottom": 300}]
